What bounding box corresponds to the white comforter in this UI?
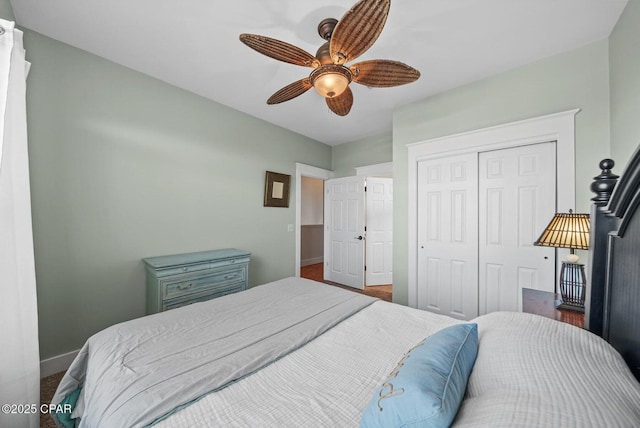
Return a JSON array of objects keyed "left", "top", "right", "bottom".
[
  {"left": 159, "top": 301, "right": 640, "bottom": 428},
  {"left": 51, "top": 278, "right": 374, "bottom": 427}
]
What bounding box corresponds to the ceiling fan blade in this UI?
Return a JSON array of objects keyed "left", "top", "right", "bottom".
[
  {"left": 240, "top": 34, "right": 320, "bottom": 68},
  {"left": 267, "top": 78, "right": 313, "bottom": 104},
  {"left": 350, "top": 59, "right": 420, "bottom": 87},
  {"left": 329, "top": 0, "right": 390, "bottom": 65},
  {"left": 326, "top": 86, "right": 353, "bottom": 116}
]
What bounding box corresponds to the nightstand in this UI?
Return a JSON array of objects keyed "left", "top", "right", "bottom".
[
  {"left": 522, "top": 288, "right": 584, "bottom": 328},
  {"left": 143, "top": 248, "right": 250, "bottom": 314}
]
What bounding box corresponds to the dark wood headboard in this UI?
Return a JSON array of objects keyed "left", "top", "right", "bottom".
[{"left": 587, "top": 144, "right": 640, "bottom": 380}]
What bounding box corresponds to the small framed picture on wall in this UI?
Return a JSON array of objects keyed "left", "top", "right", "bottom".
[{"left": 264, "top": 171, "right": 291, "bottom": 207}]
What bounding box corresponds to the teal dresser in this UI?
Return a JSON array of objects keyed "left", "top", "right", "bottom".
[{"left": 143, "top": 248, "right": 251, "bottom": 314}]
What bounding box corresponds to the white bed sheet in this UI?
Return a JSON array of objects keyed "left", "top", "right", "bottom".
[
  {"left": 158, "top": 301, "right": 640, "bottom": 428},
  {"left": 457, "top": 312, "right": 640, "bottom": 427}
]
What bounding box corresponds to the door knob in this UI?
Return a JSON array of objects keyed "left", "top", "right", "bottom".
[{"left": 354, "top": 236, "right": 363, "bottom": 240}]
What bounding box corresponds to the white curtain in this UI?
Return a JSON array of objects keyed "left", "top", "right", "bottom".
[{"left": 0, "top": 19, "right": 40, "bottom": 428}]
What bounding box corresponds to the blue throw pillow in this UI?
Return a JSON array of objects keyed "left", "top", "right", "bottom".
[{"left": 360, "top": 323, "right": 478, "bottom": 428}]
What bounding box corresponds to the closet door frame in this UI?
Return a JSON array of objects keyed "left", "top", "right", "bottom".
[{"left": 407, "top": 109, "right": 579, "bottom": 309}]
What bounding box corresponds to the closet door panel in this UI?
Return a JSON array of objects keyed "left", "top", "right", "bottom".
[
  {"left": 478, "top": 142, "right": 556, "bottom": 314},
  {"left": 417, "top": 153, "right": 478, "bottom": 320}
]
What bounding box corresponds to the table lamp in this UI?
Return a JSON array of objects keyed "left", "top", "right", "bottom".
[{"left": 534, "top": 210, "right": 590, "bottom": 312}]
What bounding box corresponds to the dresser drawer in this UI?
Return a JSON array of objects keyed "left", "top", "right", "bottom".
[
  {"left": 162, "top": 282, "right": 246, "bottom": 311},
  {"left": 158, "top": 263, "right": 212, "bottom": 277},
  {"left": 144, "top": 248, "right": 251, "bottom": 314},
  {"left": 163, "top": 267, "right": 246, "bottom": 300},
  {"left": 150, "top": 256, "right": 251, "bottom": 278},
  {"left": 210, "top": 256, "right": 250, "bottom": 270}
]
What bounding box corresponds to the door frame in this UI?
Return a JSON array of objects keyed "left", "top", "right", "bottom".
[
  {"left": 295, "top": 162, "right": 393, "bottom": 280},
  {"left": 355, "top": 162, "right": 393, "bottom": 178},
  {"left": 295, "top": 163, "right": 333, "bottom": 278},
  {"left": 407, "top": 109, "right": 579, "bottom": 308}
]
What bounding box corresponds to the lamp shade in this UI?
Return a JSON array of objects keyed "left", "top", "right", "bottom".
[{"left": 534, "top": 210, "right": 590, "bottom": 250}]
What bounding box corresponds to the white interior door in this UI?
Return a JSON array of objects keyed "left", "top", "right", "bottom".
[
  {"left": 417, "top": 153, "right": 479, "bottom": 320},
  {"left": 478, "top": 142, "right": 557, "bottom": 313},
  {"left": 324, "top": 176, "right": 365, "bottom": 289},
  {"left": 365, "top": 177, "right": 393, "bottom": 286}
]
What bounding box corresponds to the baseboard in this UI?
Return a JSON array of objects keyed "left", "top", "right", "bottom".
[
  {"left": 40, "top": 349, "right": 79, "bottom": 378},
  {"left": 301, "top": 257, "right": 323, "bottom": 267}
]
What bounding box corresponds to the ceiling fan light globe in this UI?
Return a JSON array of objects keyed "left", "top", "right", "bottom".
[
  {"left": 313, "top": 73, "right": 349, "bottom": 98},
  {"left": 310, "top": 65, "right": 352, "bottom": 99}
]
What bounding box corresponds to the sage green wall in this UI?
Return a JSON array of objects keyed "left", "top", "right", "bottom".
[
  {"left": 392, "top": 40, "right": 611, "bottom": 305},
  {"left": 0, "top": 0, "right": 14, "bottom": 21},
  {"left": 23, "top": 30, "right": 331, "bottom": 359},
  {"left": 610, "top": 0, "right": 640, "bottom": 168},
  {"left": 331, "top": 132, "right": 392, "bottom": 177}
]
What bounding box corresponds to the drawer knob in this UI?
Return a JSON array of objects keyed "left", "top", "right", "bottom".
[
  {"left": 224, "top": 274, "right": 237, "bottom": 280},
  {"left": 182, "top": 267, "right": 188, "bottom": 271},
  {"left": 178, "top": 283, "right": 193, "bottom": 290}
]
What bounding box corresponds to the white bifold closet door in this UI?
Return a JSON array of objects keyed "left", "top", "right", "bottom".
[
  {"left": 417, "top": 153, "right": 479, "bottom": 320},
  {"left": 416, "top": 142, "right": 556, "bottom": 320},
  {"left": 478, "top": 142, "right": 556, "bottom": 313}
]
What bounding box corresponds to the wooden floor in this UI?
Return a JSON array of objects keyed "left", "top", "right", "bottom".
[{"left": 300, "top": 263, "right": 392, "bottom": 302}]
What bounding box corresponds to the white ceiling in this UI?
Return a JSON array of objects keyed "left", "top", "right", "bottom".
[{"left": 11, "top": 0, "right": 627, "bottom": 146}]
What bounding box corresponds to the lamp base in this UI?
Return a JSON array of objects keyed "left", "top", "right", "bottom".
[{"left": 559, "top": 262, "right": 586, "bottom": 309}]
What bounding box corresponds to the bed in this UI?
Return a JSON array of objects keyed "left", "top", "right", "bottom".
[{"left": 52, "top": 147, "right": 640, "bottom": 428}]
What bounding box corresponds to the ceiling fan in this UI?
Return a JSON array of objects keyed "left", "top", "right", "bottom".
[{"left": 239, "top": 0, "right": 420, "bottom": 116}]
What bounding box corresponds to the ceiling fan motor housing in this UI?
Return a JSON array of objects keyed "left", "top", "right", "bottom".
[
  {"left": 317, "top": 18, "right": 338, "bottom": 41},
  {"left": 315, "top": 42, "right": 333, "bottom": 65}
]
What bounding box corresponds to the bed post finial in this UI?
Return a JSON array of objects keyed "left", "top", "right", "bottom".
[{"left": 590, "top": 159, "right": 618, "bottom": 206}]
